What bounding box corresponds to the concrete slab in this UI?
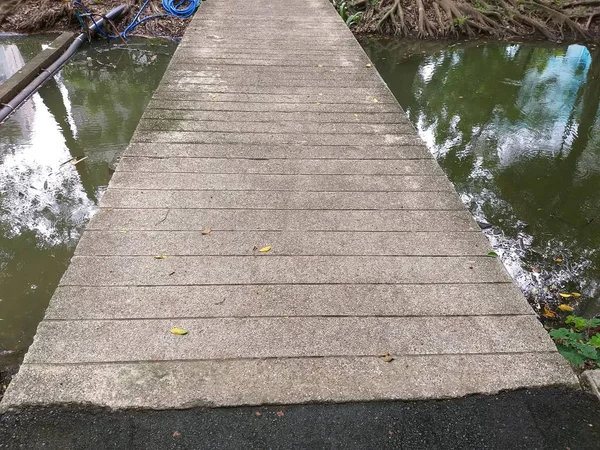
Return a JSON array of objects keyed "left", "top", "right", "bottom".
[
  {"left": 74, "top": 230, "right": 489, "bottom": 256},
  {"left": 169, "top": 65, "right": 378, "bottom": 76},
  {"left": 141, "top": 110, "right": 406, "bottom": 123},
  {"left": 117, "top": 156, "right": 442, "bottom": 175},
  {"left": 582, "top": 370, "right": 600, "bottom": 401},
  {"left": 46, "top": 283, "right": 533, "bottom": 319},
  {"left": 151, "top": 92, "right": 397, "bottom": 105},
  {"left": 99, "top": 189, "right": 465, "bottom": 210},
  {"left": 136, "top": 119, "right": 413, "bottom": 135},
  {"left": 109, "top": 172, "right": 452, "bottom": 192},
  {"left": 86, "top": 208, "right": 479, "bottom": 232},
  {"left": 0, "top": 32, "right": 75, "bottom": 104},
  {"left": 145, "top": 100, "right": 403, "bottom": 113},
  {"left": 166, "top": 75, "right": 385, "bottom": 87},
  {"left": 132, "top": 131, "right": 422, "bottom": 146},
  {"left": 25, "top": 316, "right": 555, "bottom": 363},
  {"left": 2, "top": 354, "right": 577, "bottom": 410},
  {"left": 124, "top": 143, "right": 431, "bottom": 159},
  {"left": 60, "top": 255, "right": 516, "bottom": 286},
  {"left": 156, "top": 85, "right": 396, "bottom": 98}
]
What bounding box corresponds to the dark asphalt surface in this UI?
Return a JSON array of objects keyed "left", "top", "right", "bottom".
[{"left": 0, "top": 388, "right": 598, "bottom": 449}]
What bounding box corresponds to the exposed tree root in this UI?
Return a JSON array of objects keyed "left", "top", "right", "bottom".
[
  {"left": 344, "top": 0, "right": 600, "bottom": 41},
  {"left": 3, "top": 0, "right": 600, "bottom": 42}
]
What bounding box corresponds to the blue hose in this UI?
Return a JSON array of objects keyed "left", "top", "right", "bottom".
[
  {"left": 162, "top": 0, "right": 200, "bottom": 18},
  {"left": 72, "top": 0, "right": 200, "bottom": 40}
]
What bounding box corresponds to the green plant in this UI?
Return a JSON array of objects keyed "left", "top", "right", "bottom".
[
  {"left": 334, "top": 1, "right": 349, "bottom": 22},
  {"left": 452, "top": 17, "right": 468, "bottom": 27},
  {"left": 346, "top": 11, "right": 363, "bottom": 26},
  {"left": 333, "top": 0, "right": 362, "bottom": 26},
  {"left": 550, "top": 315, "right": 600, "bottom": 367}
]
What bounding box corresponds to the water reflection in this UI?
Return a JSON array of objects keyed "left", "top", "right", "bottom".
[
  {"left": 0, "top": 36, "right": 175, "bottom": 364},
  {"left": 362, "top": 40, "right": 600, "bottom": 318}
]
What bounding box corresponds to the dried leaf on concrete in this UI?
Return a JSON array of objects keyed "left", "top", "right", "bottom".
[
  {"left": 170, "top": 327, "right": 188, "bottom": 335},
  {"left": 380, "top": 352, "right": 394, "bottom": 362}
]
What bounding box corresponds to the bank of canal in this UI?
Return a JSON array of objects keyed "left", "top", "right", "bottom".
[
  {"left": 0, "top": 35, "right": 175, "bottom": 390},
  {"left": 361, "top": 39, "right": 600, "bottom": 323}
]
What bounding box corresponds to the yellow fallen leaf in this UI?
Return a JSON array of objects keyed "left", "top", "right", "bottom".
[
  {"left": 541, "top": 306, "right": 556, "bottom": 318},
  {"left": 555, "top": 258, "right": 563, "bottom": 262},
  {"left": 154, "top": 255, "right": 167, "bottom": 259},
  {"left": 259, "top": 246, "right": 272, "bottom": 253},
  {"left": 571, "top": 292, "right": 582, "bottom": 297},
  {"left": 119, "top": 230, "right": 128, "bottom": 234},
  {"left": 170, "top": 327, "right": 188, "bottom": 335},
  {"left": 558, "top": 293, "right": 572, "bottom": 298},
  {"left": 458, "top": 96, "right": 464, "bottom": 99},
  {"left": 558, "top": 304, "right": 574, "bottom": 312},
  {"left": 380, "top": 353, "right": 394, "bottom": 362},
  {"left": 366, "top": 63, "right": 372, "bottom": 67},
  {"left": 201, "top": 227, "right": 212, "bottom": 235}
]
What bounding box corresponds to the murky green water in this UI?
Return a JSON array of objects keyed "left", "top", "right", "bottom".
[
  {"left": 361, "top": 39, "right": 600, "bottom": 320},
  {"left": 0, "top": 35, "right": 175, "bottom": 367}
]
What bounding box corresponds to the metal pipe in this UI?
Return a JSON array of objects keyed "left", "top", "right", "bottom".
[{"left": 0, "top": 4, "right": 128, "bottom": 124}]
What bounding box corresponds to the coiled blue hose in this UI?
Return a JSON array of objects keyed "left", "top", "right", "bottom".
[
  {"left": 72, "top": 0, "right": 200, "bottom": 40},
  {"left": 162, "top": 0, "right": 200, "bottom": 18}
]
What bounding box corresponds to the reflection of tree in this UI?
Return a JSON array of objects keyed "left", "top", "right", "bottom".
[
  {"left": 495, "top": 48, "right": 600, "bottom": 252},
  {"left": 0, "top": 38, "right": 174, "bottom": 358},
  {"left": 50, "top": 43, "right": 173, "bottom": 188},
  {"left": 403, "top": 44, "right": 537, "bottom": 185},
  {"left": 38, "top": 79, "right": 98, "bottom": 203},
  {"left": 563, "top": 48, "right": 600, "bottom": 174},
  {"left": 364, "top": 39, "right": 600, "bottom": 314}
]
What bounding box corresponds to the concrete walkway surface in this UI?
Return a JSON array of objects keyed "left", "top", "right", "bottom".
[{"left": 1, "top": 0, "right": 578, "bottom": 410}]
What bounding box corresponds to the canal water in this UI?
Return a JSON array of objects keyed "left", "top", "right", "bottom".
[
  {"left": 0, "top": 35, "right": 175, "bottom": 372},
  {"left": 361, "top": 39, "right": 600, "bottom": 320}
]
